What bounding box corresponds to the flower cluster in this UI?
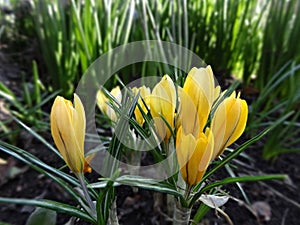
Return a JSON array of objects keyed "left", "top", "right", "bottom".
[
  {"left": 126, "top": 65, "right": 247, "bottom": 187},
  {"left": 174, "top": 66, "right": 248, "bottom": 186},
  {"left": 50, "top": 65, "right": 248, "bottom": 188}
]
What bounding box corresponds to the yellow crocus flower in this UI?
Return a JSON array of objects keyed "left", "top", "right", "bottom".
[
  {"left": 131, "top": 85, "right": 151, "bottom": 125},
  {"left": 50, "top": 94, "right": 86, "bottom": 175},
  {"left": 179, "top": 66, "right": 220, "bottom": 137},
  {"left": 148, "top": 75, "right": 176, "bottom": 141},
  {"left": 176, "top": 126, "right": 213, "bottom": 186},
  {"left": 96, "top": 86, "right": 122, "bottom": 122},
  {"left": 211, "top": 91, "right": 248, "bottom": 159}
]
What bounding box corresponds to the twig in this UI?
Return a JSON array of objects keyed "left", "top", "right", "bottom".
[
  {"left": 217, "top": 188, "right": 257, "bottom": 217},
  {"left": 259, "top": 182, "right": 300, "bottom": 209},
  {"left": 281, "top": 209, "right": 289, "bottom": 225},
  {"left": 215, "top": 207, "right": 234, "bottom": 225}
]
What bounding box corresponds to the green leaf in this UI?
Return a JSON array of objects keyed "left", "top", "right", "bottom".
[
  {"left": 190, "top": 174, "right": 286, "bottom": 206},
  {"left": 0, "top": 142, "right": 95, "bottom": 215},
  {"left": 26, "top": 208, "right": 57, "bottom": 225},
  {"left": 0, "top": 222, "right": 13, "bottom": 225},
  {"left": 0, "top": 198, "right": 95, "bottom": 223},
  {"left": 93, "top": 175, "right": 183, "bottom": 200},
  {"left": 11, "top": 116, "right": 62, "bottom": 160}
]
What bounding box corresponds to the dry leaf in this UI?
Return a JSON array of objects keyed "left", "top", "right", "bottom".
[
  {"left": 0, "top": 157, "right": 27, "bottom": 186},
  {"left": 251, "top": 201, "right": 271, "bottom": 222},
  {"left": 0, "top": 157, "right": 7, "bottom": 165},
  {"left": 199, "top": 194, "right": 229, "bottom": 208}
]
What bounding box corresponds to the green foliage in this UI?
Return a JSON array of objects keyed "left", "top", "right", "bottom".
[
  {"left": 247, "top": 62, "right": 300, "bottom": 159},
  {"left": 188, "top": 0, "right": 266, "bottom": 79},
  {"left": 244, "top": 0, "right": 300, "bottom": 159},
  {"left": 0, "top": 61, "right": 56, "bottom": 142},
  {"left": 256, "top": 0, "right": 300, "bottom": 90},
  {"left": 0, "top": 142, "right": 96, "bottom": 223},
  {"left": 27, "top": 0, "right": 268, "bottom": 94},
  {"left": 0, "top": 0, "right": 34, "bottom": 49},
  {"left": 32, "top": 0, "right": 79, "bottom": 97},
  {"left": 31, "top": 0, "right": 136, "bottom": 97}
]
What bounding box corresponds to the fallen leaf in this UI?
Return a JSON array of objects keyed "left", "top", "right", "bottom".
[
  {"left": 0, "top": 157, "right": 7, "bottom": 165},
  {"left": 199, "top": 194, "right": 229, "bottom": 208},
  {"left": 0, "top": 157, "right": 27, "bottom": 186},
  {"left": 0, "top": 157, "right": 16, "bottom": 185},
  {"left": 251, "top": 201, "right": 271, "bottom": 222},
  {"left": 122, "top": 195, "right": 141, "bottom": 207}
]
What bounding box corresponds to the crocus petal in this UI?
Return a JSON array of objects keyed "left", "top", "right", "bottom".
[
  {"left": 132, "top": 85, "right": 151, "bottom": 125},
  {"left": 74, "top": 94, "right": 86, "bottom": 153},
  {"left": 211, "top": 91, "right": 248, "bottom": 159},
  {"left": 96, "top": 86, "right": 122, "bottom": 122},
  {"left": 96, "top": 90, "right": 108, "bottom": 113},
  {"left": 176, "top": 127, "right": 197, "bottom": 184},
  {"left": 176, "top": 127, "right": 213, "bottom": 186},
  {"left": 226, "top": 94, "right": 248, "bottom": 147},
  {"left": 149, "top": 75, "right": 176, "bottom": 141},
  {"left": 175, "top": 86, "right": 183, "bottom": 129},
  {"left": 111, "top": 86, "right": 122, "bottom": 104},
  {"left": 196, "top": 128, "right": 214, "bottom": 183},
  {"left": 187, "top": 133, "right": 206, "bottom": 185},
  {"left": 182, "top": 66, "right": 220, "bottom": 135},
  {"left": 179, "top": 88, "right": 201, "bottom": 137}
]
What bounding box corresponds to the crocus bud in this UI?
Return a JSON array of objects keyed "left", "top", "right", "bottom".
[
  {"left": 211, "top": 91, "right": 248, "bottom": 159},
  {"left": 131, "top": 85, "right": 151, "bottom": 125},
  {"left": 96, "top": 86, "right": 122, "bottom": 122},
  {"left": 50, "top": 94, "right": 86, "bottom": 175},
  {"left": 148, "top": 75, "right": 176, "bottom": 141},
  {"left": 176, "top": 126, "right": 213, "bottom": 186}
]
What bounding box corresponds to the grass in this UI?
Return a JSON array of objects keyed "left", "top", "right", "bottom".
[
  {"left": 31, "top": 0, "right": 136, "bottom": 97},
  {"left": 0, "top": 60, "right": 57, "bottom": 142},
  {"left": 256, "top": 0, "right": 300, "bottom": 90},
  {"left": 247, "top": 62, "right": 300, "bottom": 159},
  {"left": 1, "top": 0, "right": 300, "bottom": 159}
]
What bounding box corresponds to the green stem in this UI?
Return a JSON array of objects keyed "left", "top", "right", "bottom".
[
  {"left": 173, "top": 201, "right": 191, "bottom": 225},
  {"left": 108, "top": 199, "right": 119, "bottom": 225},
  {"left": 78, "top": 174, "right": 97, "bottom": 219},
  {"left": 173, "top": 185, "right": 192, "bottom": 225},
  {"left": 184, "top": 185, "right": 192, "bottom": 203}
]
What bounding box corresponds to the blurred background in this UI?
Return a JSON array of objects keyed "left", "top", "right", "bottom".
[{"left": 1, "top": 0, "right": 299, "bottom": 159}]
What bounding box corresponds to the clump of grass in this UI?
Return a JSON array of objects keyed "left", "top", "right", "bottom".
[
  {"left": 247, "top": 62, "right": 300, "bottom": 159},
  {"left": 31, "top": 0, "right": 136, "bottom": 97}
]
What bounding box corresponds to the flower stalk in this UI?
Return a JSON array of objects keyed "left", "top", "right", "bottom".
[
  {"left": 78, "top": 175, "right": 97, "bottom": 219},
  {"left": 173, "top": 201, "right": 191, "bottom": 225},
  {"left": 108, "top": 199, "right": 119, "bottom": 225}
]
